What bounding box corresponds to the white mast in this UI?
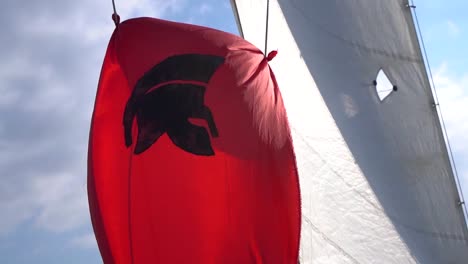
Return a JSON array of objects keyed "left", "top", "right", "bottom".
[{"left": 231, "top": 0, "right": 468, "bottom": 263}]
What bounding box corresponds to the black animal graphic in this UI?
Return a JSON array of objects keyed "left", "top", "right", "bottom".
[{"left": 123, "top": 54, "right": 224, "bottom": 155}]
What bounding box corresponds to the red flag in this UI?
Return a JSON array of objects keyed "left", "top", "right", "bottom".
[{"left": 88, "top": 17, "right": 300, "bottom": 264}]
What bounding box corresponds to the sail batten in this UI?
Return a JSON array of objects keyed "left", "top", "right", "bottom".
[{"left": 231, "top": 0, "right": 468, "bottom": 263}]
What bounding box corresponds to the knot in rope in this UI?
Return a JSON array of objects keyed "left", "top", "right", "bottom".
[
  {"left": 266, "top": 50, "right": 278, "bottom": 62},
  {"left": 112, "top": 13, "right": 120, "bottom": 27}
]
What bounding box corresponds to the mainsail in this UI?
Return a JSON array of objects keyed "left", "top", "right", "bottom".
[{"left": 231, "top": 0, "right": 468, "bottom": 263}]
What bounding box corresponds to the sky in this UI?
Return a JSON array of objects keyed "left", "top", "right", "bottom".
[{"left": 0, "top": 0, "right": 466, "bottom": 263}]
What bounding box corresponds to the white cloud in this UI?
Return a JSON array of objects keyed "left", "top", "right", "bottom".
[
  {"left": 70, "top": 233, "right": 98, "bottom": 249},
  {"left": 32, "top": 173, "right": 89, "bottom": 232},
  {"left": 434, "top": 63, "right": 468, "bottom": 151},
  {"left": 447, "top": 20, "right": 461, "bottom": 37},
  {"left": 0, "top": 0, "right": 185, "bottom": 245},
  {"left": 0, "top": 194, "right": 36, "bottom": 235},
  {"left": 433, "top": 63, "right": 468, "bottom": 194},
  {"left": 223, "top": 2, "right": 233, "bottom": 9},
  {"left": 199, "top": 3, "right": 213, "bottom": 14}
]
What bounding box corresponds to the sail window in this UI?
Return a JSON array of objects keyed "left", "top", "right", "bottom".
[{"left": 373, "top": 69, "right": 397, "bottom": 101}]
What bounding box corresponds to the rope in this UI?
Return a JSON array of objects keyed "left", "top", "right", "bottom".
[
  {"left": 408, "top": 1, "right": 468, "bottom": 222},
  {"left": 111, "top": 0, "right": 120, "bottom": 27},
  {"left": 112, "top": 0, "right": 117, "bottom": 14},
  {"left": 264, "top": 0, "right": 270, "bottom": 56}
]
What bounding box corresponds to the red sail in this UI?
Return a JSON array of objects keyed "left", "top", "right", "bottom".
[{"left": 88, "top": 17, "right": 300, "bottom": 264}]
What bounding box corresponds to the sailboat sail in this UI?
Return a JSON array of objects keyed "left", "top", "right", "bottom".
[
  {"left": 231, "top": 0, "right": 468, "bottom": 263},
  {"left": 88, "top": 16, "right": 301, "bottom": 263}
]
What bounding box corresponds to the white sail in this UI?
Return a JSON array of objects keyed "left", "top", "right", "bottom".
[{"left": 230, "top": 0, "right": 468, "bottom": 263}]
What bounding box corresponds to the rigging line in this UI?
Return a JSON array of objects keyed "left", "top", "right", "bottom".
[
  {"left": 112, "top": 0, "right": 117, "bottom": 15},
  {"left": 111, "top": 0, "right": 120, "bottom": 27},
  {"left": 409, "top": 1, "right": 468, "bottom": 221},
  {"left": 264, "top": 0, "right": 270, "bottom": 55}
]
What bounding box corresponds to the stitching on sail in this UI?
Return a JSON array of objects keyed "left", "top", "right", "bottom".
[
  {"left": 302, "top": 215, "right": 361, "bottom": 264},
  {"left": 287, "top": 0, "right": 423, "bottom": 63},
  {"left": 293, "top": 128, "right": 468, "bottom": 242}
]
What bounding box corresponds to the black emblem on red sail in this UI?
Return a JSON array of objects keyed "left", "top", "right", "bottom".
[{"left": 123, "top": 54, "right": 224, "bottom": 155}]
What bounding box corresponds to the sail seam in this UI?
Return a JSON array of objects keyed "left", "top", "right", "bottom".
[
  {"left": 293, "top": 127, "right": 468, "bottom": 242},
  {"left": 264, "top": 0, "right": 270, "bottom": 55},
  {"left": 302, "top": 215, "right": 361, "bottom": 264},
  {"left": 287, "top": 0, "right": 422, "bottom": 63}
]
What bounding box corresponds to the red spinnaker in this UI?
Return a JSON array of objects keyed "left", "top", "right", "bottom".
[{"left": 88, "top": 17, "right": 300, "bottom": 264}]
